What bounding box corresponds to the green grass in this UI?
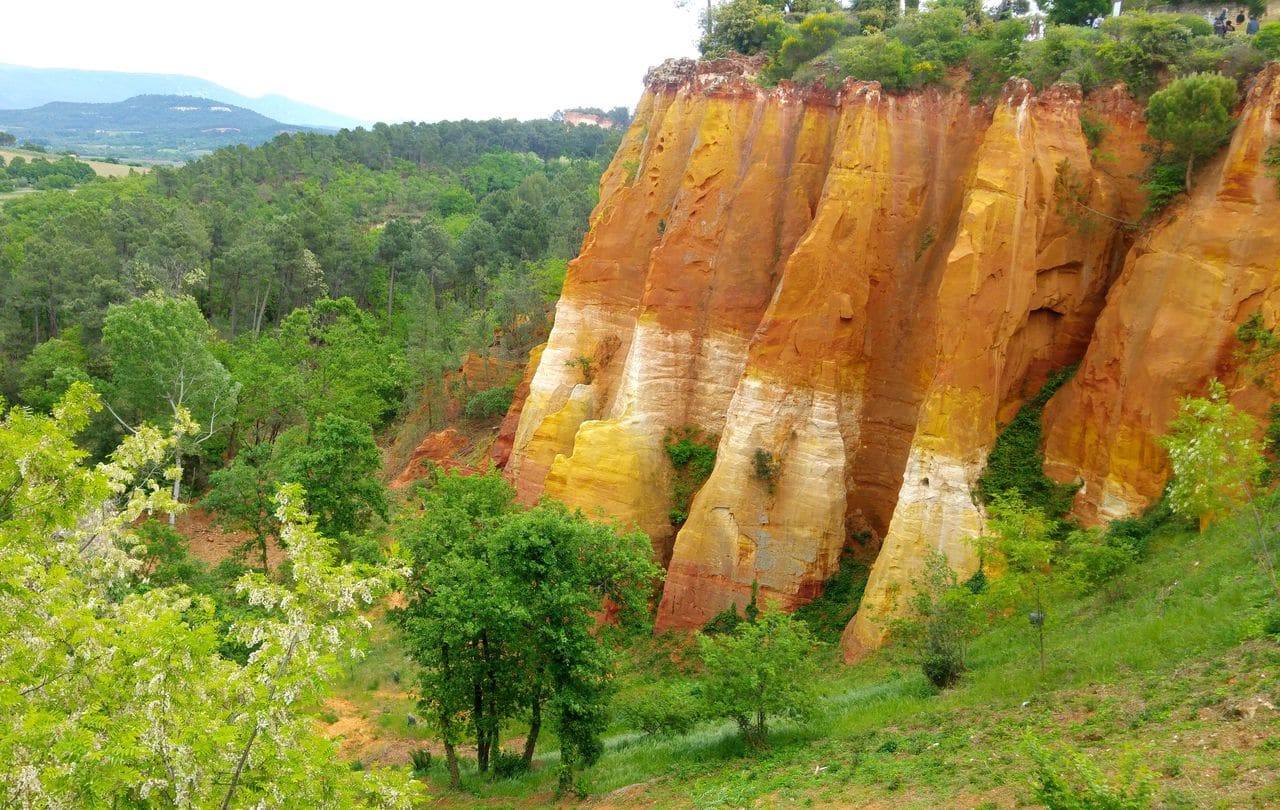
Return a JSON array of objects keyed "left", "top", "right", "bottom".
[{"left": 394, "top": 509, "right": 1280, "bottom": 806}]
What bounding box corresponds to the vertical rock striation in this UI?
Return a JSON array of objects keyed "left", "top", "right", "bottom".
[
  {"left": 1042, "top": 63, "right": 1280, "bottom": 522},
  {"left": 505, "top": 56, "right": 1278, "bottom": 648},
  {"left": 842, "top": 81, "right": 1142, "bottom": 657}
]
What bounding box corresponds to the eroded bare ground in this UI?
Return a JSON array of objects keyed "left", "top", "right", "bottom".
[{"left": 172, "top": 506, "right": 286, "bottom": 570}]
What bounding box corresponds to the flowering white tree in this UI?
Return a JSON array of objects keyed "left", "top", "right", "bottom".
[{"left": 0, "top": 383, "right": 421, "bottom": 808}]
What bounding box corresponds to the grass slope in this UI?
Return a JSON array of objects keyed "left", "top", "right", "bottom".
[{"left": 349, "top": 513, "right": 1279, "bottom": 808}]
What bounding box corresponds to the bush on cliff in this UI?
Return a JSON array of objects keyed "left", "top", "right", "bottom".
[
  {"left": 1255, "top": 22, "right": 1280, "bottom": 60},
  {"left": 1146, "top": 73, "right": 1237, "bottom": 191},
  {"left": 975, "top": 365, "right": 1079, "bottom": 520},
  {"left": 703, "top": 0, "right": 1263, "bottom": 102},
  {"left": 664, "top": 425, "right": 719, "bottom": 526},
  {"left": 794, "top": 547, "right": 870, "bottom": 640},
  {"left": 463, "top": 381, "right": 516, "bottom": 421},
  {"left": 700, "top": 0, "right": 788, "bottom": 59}
]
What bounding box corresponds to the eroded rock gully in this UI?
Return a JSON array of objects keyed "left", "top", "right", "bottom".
[{"left": 500, "top": 58, "right": 1280, "bottom": 654}]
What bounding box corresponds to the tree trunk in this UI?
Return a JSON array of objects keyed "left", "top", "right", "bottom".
[
  {"left": 481, "top": 631, "right": 500, "bottom": 771},
  {"left": 474, "top": 681, "right": 489, "bottom": 772},
  {"left": 170, "top": 446, "right": 182, "bottom": 526},
  {"left": 522, "top": 685, "right": 541, "bottom": 765},
  {"left": 441, "top": 643, "right": 462, "bottom": 788},
  {"left": 444, "top": 738, "right": 460, "bottom": 789},
  {"left": 1185, "top": 153, "right": 1195, "bottom": 194}
]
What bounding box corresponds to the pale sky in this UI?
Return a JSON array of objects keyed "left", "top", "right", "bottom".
[{"left": 4, "top": 0, "right": 706, "bottom": 123}]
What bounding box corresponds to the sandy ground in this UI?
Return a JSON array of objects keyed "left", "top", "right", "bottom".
[{"left": 172, "top": 506, "right": 286, "bottom": 570}]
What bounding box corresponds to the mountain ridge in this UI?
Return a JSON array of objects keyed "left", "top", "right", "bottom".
[
  {"left": 0, "top": 63, "right": 366, "bottom": 130},
  {"left": 0, "top": 94, "right": 316, "bottom": 160}
]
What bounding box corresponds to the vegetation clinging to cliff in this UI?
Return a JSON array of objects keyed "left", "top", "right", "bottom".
[
  {"left": 700, "top": 0, "right": 1273, "bottom": 99},
  {"left": 664, "top": 426, "right": 719, "bottom": 526},
  {"left": 1265, "top": 142, "right": 1280, "bottom": 194},
  {"left": 976, "top": 365, "right": 1079, "bottom": 519}
]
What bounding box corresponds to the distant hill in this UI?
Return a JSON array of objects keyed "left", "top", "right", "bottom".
[
  {"left": 0, "top": 95, "right": 316, "bottom": 160},
  {"left": 0, "top": 64, "right": 366, "bottom": 130}
]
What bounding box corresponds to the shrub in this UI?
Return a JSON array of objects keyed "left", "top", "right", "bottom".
[
  {"left": 774, "top": 12, "right": 850, "bottom": 77},
  {"left": 1029, "top": 739, "right": 1155, "bottom": 809},
  {"left": 752, "top": 447, "right": 780, "bottom": 494},
  {"left": 892, "top": 552, "right": 979, "bottom": 689},
  {"left": 463, "top": 382, "right": 516, "bottom": 421},
  {"left": 1216, "top": 40, "right": 1267, "bottom": 85},
  {"left": 1264, "top": 143, "right": 1280, "bottom": 197},
  {"left": 409, "top": 748, "right": 432, "bottom": 775},
  {"left": 1047, "top": 0, "right": 1109, "bottom": 26},
  {"left": 700, "top": 0, "right": 787, "bottom": 58},
  {"left": 134, "top": 519, "right": 210, "bottom": 589},
  {"left": 966, "top": 18, "right": 1030, "bottom": 100},
  {"left": 1140, "top": 158, "right": 1186, "bottom": 219},
  {"left": 834, "top": 33, "right": 922, "bottom": 92},
  {"left": 1255, "top": 22, "right": 1280, "bottom": 60},
  {"left": 566, "top": 354, "right": 595, "bottom": 383},
  {"left": 1263, "top": 605, "right": 1280, "bottom": 638},
  {"left": 704, "top": 602, "right": 744, "bottom": 635},
  {"left": 1079, "top": 113, "right": 1108, "bottom": 150},
  {"left": 1062, "top": 526, "right": 1140, "bottom": 595},
  {"left": 492, "top": 749, "right": 529, "bottom": 779},
  {"left": 664, "top": 425, "right": 718, "bottom": 526},
  {"left": 1021, "top": 26, "right": 1104, "bottom": 92},
  {"left": 794, "top": 548, "right": 869, "bottom": 640},
  {"left": 34, "top": 173, "right": 76, "bottom": 190},
  {"left": 698, "top": 606, "right": 821, "bottom": 749},
  {"left": 613, "top": 681, "right": 704, "bottom": 737},
  {"left": 888, "top": 7, "right": 970, "bottom": 66}
]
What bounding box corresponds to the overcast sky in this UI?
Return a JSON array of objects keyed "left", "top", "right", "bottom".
[{"left": 4, "top": 0, "right": 705, "bottom": 123}]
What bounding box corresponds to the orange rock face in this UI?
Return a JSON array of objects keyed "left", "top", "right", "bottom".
[
  {"left": 390, "top": 428, "right": 479, "bottom": 489},
  {"left": 491, "top": 343, "right": 545, "bottom": 468},
  {"left": 1042, "top": 63, "right": 1280, "bottom": 522},
  {"left": 505, "top": 57, "right": 1280, "bottom": 648}
]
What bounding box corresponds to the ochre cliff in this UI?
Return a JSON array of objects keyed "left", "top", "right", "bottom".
[
  {"left": 502, "top": 57, "right": 1280, "bottom": 648},
  {"left": 1041, "top": 63, "right": 1280, "bottom": 523}
]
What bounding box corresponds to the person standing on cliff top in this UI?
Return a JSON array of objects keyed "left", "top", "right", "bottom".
[
  {"left": 1247, "top": 15, "right": 1260, "bottom": 34},
  {"left": 1092, "top": 13, "right": 1102, "bottom": 28}
]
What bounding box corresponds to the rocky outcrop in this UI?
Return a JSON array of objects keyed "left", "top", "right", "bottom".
[
  {"left": 504, "top": 56, "right": 1280, "bottom": 647},
  {"left": 391, "top": 428, "right": 477, "bottom": 489},
  {"left": 840, "top": 80, "right": 1145, "bottom": 656},
  {"left": 1041, "top": 63, "right": 1280, "bottom": 523},
  {"left": 491, "top": 343, "right": 545, "bottom": 468}
]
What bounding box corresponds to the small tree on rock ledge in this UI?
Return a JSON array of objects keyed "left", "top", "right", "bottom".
[{"left": 1145, "top": 73, "right": 1237, "bottom": 192}]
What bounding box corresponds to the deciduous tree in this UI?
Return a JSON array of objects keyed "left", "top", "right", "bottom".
[{"left": 698, "top": 606, "right": 821, "bottom": 749}]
